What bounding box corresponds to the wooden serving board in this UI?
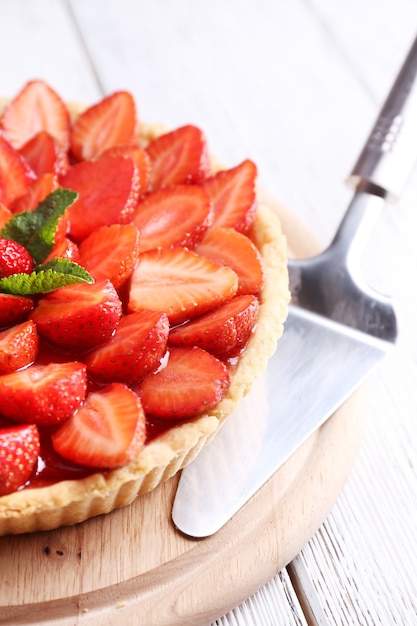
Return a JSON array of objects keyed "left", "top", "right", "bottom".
[{"left": 0, "top": 201, "right": 367, "bottom": 626}]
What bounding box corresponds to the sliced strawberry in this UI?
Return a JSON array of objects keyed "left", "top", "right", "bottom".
[
  {"left": 85, "top": 309, "right": 169, "bottom": 384},
  {"left": 0, "top": 79, "right": 71, "bottom": 150},
  {"left": 51, "top": 383, "right": 146, "bottom": 468},
  {"left": 19, "top": 131, "right": 69, "bottom": 177},
  {"left": 0, "top": 135, "right": 36, "bottom": 208},
  {"left": 43, "top": 237, "right": 80, "bottom": 264},
  {"left": 30, "top": 280, "right": 122, "bottom": 351},
  {"left": 0, "top": 362, "right": 87, "bottom": 426},
  {"left": 78, "top": 224, "right": 140, "bottom": 289},
  {"left": 136, "top": 346, "right": 230, "bottom": 419},
  {"left": 0, "top": 238, "right": 34, "bottom": 277},
  {"left": 70, "top": 91, "right": 138, "bottom": 162},
  {"left": 0, "top": 293, "right": 34, "bottom": 328},
  {"left": 201, "top": 160, "right": 257, "bottom": 233},
  {"left": 133, "top": 185, "right": 212, "bottom": 251},
  {"left": 100, "top": 144, "right": 151, "bottom": 195},
  {"left": 145, "top": 125, "right": 209, "bottom": 190},
  {"left": 0, "top": 203, "right": 13, "bottom": 229},
  {"left": 61, "top": 156, "right": 140, "bottom": 241},
  {"left": 0, "top": 424, "right": 40, "bottom": 495},
  {"left": 9, "top": 172, "right": 59, "bottom": 215},
  {"left": 128, "top": 247, "right": 238, "bottom": 325},
  {"left": 169, "top": 294, "right": 259, "bottom": 360},
  {"left": 195, "top": 227, "right": 264, "bottom": 295},
  {"left": 0, "top": 320, "right": 39, "bottom": 374}
]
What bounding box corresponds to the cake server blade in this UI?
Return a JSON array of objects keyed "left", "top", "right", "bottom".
[{"left": 172, "top": 35, "right": 417, "bottom": 537}]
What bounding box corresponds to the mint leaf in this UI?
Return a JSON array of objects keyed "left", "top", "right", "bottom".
[
  {"left": 0, "top": 188, "right": 78, "bottom": 264},
  {"left": 0, "top": 262, "right": 94, "bottom": 295}
]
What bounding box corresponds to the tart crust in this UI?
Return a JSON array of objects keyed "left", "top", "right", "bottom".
[{"left": 0, "top": 108, "right": 290, "bottom": 535}]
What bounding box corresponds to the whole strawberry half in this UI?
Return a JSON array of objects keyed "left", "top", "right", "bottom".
[
  {"left": 128, "top": 247, "right": 238, "bottom": 325},
  {"left": 85, "top": 309, "right": 169, "bottom": 385},
  {"left": 0, "top": 293, "right": 34, "bottom": 328},
  {"left": 136, "top": 346, "right": 231, "bottom": 420},
  {"left": 30, "top": 280, "right": 122, "bottom": 351},
  {"left": 0, "top": 361, "right": 87, "bottom": 426},
  {"left": 51, "top": 383, "right": 146, "bottom": 469},
  {"left": 0, "top": 320, "right": 39, "bottom": 374},
  {"left": 169, "top": 294, "right": 259, "bottom": 360},
  {"left": 0, "top": 238, "right": 34, "bottom": 278},
  {"left": 0, "top": 424, "right": 40, "bottom": 496},
  {"left": 61, "top": 155, "right": 140, "bottom": 241},
  {"left": 133, "top": 184, "right": 212, "bottom": 251}
]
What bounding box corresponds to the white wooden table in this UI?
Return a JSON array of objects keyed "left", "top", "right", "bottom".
[{"left": 1, "top": 1, "right": 417, "bottom": 624}]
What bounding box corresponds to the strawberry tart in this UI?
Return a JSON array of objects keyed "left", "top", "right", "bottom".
[{"left": 0, "top": 80, "right": 289, "bottom": 535}]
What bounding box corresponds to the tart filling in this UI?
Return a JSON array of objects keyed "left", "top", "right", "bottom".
[{"left": 0, "top": 82, "right": 289, "bottom": 535}]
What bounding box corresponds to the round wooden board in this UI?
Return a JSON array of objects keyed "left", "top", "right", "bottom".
[{"left": 0, "top": 200, "right": 367, "bottom": 626}]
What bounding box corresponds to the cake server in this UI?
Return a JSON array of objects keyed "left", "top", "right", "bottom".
[{"left": 172, "top": 35, "right": 417, "bottom": 538}]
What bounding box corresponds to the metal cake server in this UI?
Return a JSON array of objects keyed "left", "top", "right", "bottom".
[{"left": 172, "top": 35, "right": 417, "bottom": 538}]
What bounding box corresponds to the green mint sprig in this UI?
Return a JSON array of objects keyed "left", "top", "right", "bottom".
[{"left": 0, "top": 188, "right": 94, "bottom": 296}]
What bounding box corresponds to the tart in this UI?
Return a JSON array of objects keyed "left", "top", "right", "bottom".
[{"left": 0, "top": 81, "right": 289, "bottom": 535}]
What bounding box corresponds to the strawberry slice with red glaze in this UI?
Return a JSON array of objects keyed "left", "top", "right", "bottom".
[
  {"left": 19, "top": 131, "right": 69, "bottom": 177},
  {"left": 128, "top": 247, "right": 238, "bottom": 325},
  {"left": 10, "top": 172, "right": 59, "bottom": 215},
  {"left": 51, "top": 383, "right": 146, "bottom": 469},
  {"left": 43, "top": 237, "right": 80, "bottom": 264},
  {"left": 99, "top": 144, "right": 151, "bottom": 195},
  {"left": 0, "top": 238, "right": 34, "bottom": 277},
  {"left": 0, "top": 135, "right": 36, "bottom": 208},
  {"left": 0, "top": 424, "right": 40, "bottom": 496},
  {"left": 85, "top": 309, "right": 169, "bottom": 384},
  {"left": 70, "top": 91, "right": 138, "bottom": 162},
  {"left": 0, "top": 204, "right": 12, "bottom": 229},
  {"left": 169, "top": 294, "right": 259, "bottom": 359},
  {"left": 136, "top": 346, "right": 230, "bottom": 419},
  {"left": 30, "top": 280, "right": 122, "bottom": 351},
  {"left": 61, "top": 155, "right": 140, "bottom": 241},
  {"left": 145, "top": 125, "right": 209, "bottom": 190},
  {"left": 0, "top": 293, "right": 34, "bottom": 328},
  {"left": 133, "top": 185, "right": 212, "bottom": 251},
  {"left": 195, "top": 227, "right": 264, "bottom": 295},
  {"left": 0, "top": 362, "right": 87, "bottom": 426},
  {"left": 0, "top": 320, "right": 39, "bottom": 374},
  {"left": 0, "top": 79, "right": 70, "bottom": 150},
  {"left": 78, "top": 224, "right": 140, "bottom": 289},
  {"left": 201, "top": 160, "right": 257, "bottom": 233}
]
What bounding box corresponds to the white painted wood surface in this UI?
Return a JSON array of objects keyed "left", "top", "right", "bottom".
[{"left": 1, "top": 0, "right": 417, "bottom": 623}]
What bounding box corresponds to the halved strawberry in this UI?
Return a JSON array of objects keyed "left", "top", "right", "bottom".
[
  {"left": 51, "top": 383, "right": 146, "bottom": 468},
  {"left": 195, "top": 227, "right": 264, "bottom": 295},
  {"left": 169, "top": 294, "right": 259, "bottom": 360},
  {"left": 61, "top": 156, "right": 140, "bottom": 241},
  {"left": 0, "top": 362, "right": 87, "bottom": 426},
  {"left": 85, "top": 309, "right": 169, "bottom": 384},
  {"left": 9, "top": 172, "right": 59, "bottom": 215},
  {"left": 99, "top": 144, "right": 151, "bottom": 195},
  {"left": 43, "top": 237, "right": 80, "bottom": 264},
  {"left": 0, "top": 135, "right": 36, "bottom": 208},
  {"left": 19, "top": 131, "right": 69, "bottom": 177},
  {"left": 30, "top": 280, "right": 122, "bottom": 351},
  {"left": 78, "top": 224, "right": 140, "bottom": 289},
  {"left": 136, "top": 346, "right": 230, "bottom": 419},
  {"left": 0, "top": 79, "right": 71, "bottom": 150},
  {"left": 133, "top": 185, "right": 212, "bottom": 251},
  {"left": 70, "top": 91, "right": 138, "bottom": 162},
  {"left": 0, "top": 320, "right": 39, "bottom": 374},
  {"left": 0, "top": 203, "right": 13, "bottom": 229},
  {"left": 145, "top": 125, "right": 209, "bottom": 190},
  {"left": 201, "top": 160, "right": 257, "bottom": 232},
  {"left": 128, "top": 247, "right": 238, "bottom": 325},
  {"left": 0, "top": 238, "right": 34, "bottom": 277},
  {"left": 0, "top": 293, "right": 34, "bottom": 328},
  {"left": 0, "top": 424, "right": 40, "bottom": 495}
]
